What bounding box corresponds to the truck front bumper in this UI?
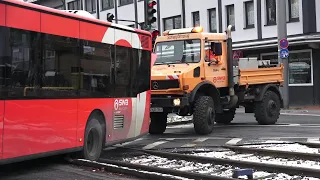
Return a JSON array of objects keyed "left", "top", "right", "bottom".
[{"left": 150, "top": 96, "right": 189, "bottom": 113}]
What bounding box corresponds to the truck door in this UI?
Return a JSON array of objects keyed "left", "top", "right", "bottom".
[{"left": 203, "top": 41, "right": 228, "bottom": 88}]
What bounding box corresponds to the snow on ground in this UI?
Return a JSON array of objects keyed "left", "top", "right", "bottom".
[
  {"left": 123, "top": 154, "right": 320, "bottom": 179},
  {"left": 193, "top": 150, "right": 320, "bottom": 169},
  {"left": 167, "top": 114, "right": 192, "bottom": 124},
  {"left": 242, "top": 143, "right": 320, "bottom": 154}
]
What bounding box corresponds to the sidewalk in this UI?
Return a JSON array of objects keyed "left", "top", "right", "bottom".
[{"left": 237, "top": 106, "right": 320, "bottom": 115}]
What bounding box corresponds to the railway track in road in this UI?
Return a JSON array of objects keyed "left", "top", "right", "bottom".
[{"left": 69, "top": 142, "right": 320, "bottom": 180}]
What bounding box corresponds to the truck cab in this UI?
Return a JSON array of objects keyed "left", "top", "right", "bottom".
[{"left": 150, "top": 26, "right": 284, "bottom": 135}]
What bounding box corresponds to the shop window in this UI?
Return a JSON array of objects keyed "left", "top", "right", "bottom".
[{"left": 261, "top": 50, "right": 313, "bottom": 86}]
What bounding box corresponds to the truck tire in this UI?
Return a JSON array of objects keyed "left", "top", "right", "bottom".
[
  {"left": 254, "top": 90, "right": 281, "bottom": 125},
  {"left": 83, "top": 117, "right": 104, "bottom": 161},
  {"left": 215, "top": 108, "right": 236, "bottom": 124},
  {"left": 193, "top": 96, "right": 215, "bottom": 135},
  {"left": 149, "top": 113, "right": 168, "bottom": 135}
]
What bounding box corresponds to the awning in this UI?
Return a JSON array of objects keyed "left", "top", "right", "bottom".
[{"left": 233, "top": 34, "right": 320, "bottom": 50}]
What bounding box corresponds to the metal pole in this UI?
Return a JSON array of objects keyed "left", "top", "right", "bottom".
[
  {"left": 114, "top": 0, "right": 118, "bottom": 23},
  {"left": 144, "top": 0, "right": 147, "bottom": 29},
  {"left": 181, "top": 0, "right": 186, "bottom": 28},
  {"left": 156, "top": 0, "right": 161, "bottom": 32},
  {"left": 134, "top": 0, "right": 138, "bottom": 28},
  {"left": 277, "top": 0, "right": 289, "bottom": 109}
]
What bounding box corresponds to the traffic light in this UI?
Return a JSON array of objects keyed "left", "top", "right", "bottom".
[
  {"left": 146, "top": 0, "right": 157, "bottom": 25},
  {"left": 151, "top": 30, "right": 159, "bottom": 46}
]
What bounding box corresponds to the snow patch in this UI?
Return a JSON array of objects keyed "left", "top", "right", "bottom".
[
  {"left": 243, "top": 143, "right": 320, "bottom": 154},
  {"left": 167, "top": 114, "right": 192, "bottom": 124}
]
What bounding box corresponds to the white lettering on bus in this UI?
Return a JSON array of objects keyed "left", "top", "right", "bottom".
[{"left": 114, "top": 99, "right": 129, "bottom": 110}]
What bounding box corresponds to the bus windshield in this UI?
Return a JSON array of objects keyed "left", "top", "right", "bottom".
[{"left": 154, "top": 39, "right": 201, "bottom": 65}]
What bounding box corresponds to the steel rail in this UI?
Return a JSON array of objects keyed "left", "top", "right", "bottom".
[
  {"left": 70, "top": 159, "right": 179, "bottom": 180},
  {"left": 297, "top": 141, "right": 320, "bottom": 148},
  {"left": 223, "top": 145, "right": 320, "bottom": 161},
  {"left": 118, "top": 147, "right": 320, "bottom": 178},
  {"left": 70, "top": 158, "right": 237, "bottom": 180}
]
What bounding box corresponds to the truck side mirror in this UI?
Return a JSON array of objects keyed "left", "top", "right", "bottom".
[{"left": 211, "top": 42, "right": 222, "bottom": 56}]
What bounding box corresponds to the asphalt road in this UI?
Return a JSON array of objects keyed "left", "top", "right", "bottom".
[
  {"left": 115, "top": 112, "right": 320, "bottom": 150},
  {"left": 2, "top": 112, "right": 320, "bottom": 180}
]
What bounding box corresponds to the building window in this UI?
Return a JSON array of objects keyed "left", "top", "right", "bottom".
[
  {"left": 163, "top": 16, "right": 181, "bottom": 31},
  {"left": 85, "top": 0, "right": 96, "bottom": 13},
  {"left": 101, "top": 0, "right": 114, "bottom": 10},
  {"left": 288, "top": 0, "right": 299, "bottom": 21},
  {"left": 208, "top": 8, "right": 217, "bottom": 33},
  {"left": 226, "top": 4, "right": 235, "bottom": 31},
  {"left": 192, "top": 11, "right": 200, "bottom": 27},
  {"left": 266, "top": 0, "right": 276, "bottom": 25},
  {"left": 244, "top": 1, "right": 254, "bottom": 28},
  {"left": 67, "top": 0, "right": 82, "bottom": 10},
  {"left": 261, "top": 50, "right": 313, "bottom": 86},
  {"left": 119, "top": 0, "right": 133, "bottom": 6}
]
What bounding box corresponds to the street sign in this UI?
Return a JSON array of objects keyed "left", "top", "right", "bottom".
[
  {"left": 279, "top": 38, "right": 289, "bottom": 49},
  {"left": 279, "top": 48, "right": 289, "bottom": 59}
]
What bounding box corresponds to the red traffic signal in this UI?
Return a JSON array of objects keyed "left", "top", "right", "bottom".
[
  {"left": 148, "top": 1, "right": 157, "bottom": 7},
  {"left": 152, "top": 30, "right": 159, "bottom": 38}
]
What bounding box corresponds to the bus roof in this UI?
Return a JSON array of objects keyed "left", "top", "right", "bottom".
[{"left": 2, "top": 0, "right": 151, "bottom": 36}]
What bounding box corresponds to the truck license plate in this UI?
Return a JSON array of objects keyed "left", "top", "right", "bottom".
[{"left": 150, "top": 107, "right": 163, "bottom": 112}]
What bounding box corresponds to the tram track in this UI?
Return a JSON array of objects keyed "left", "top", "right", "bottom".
[{"left": 70, "top": 143, "right": 320, "bottom": 179}]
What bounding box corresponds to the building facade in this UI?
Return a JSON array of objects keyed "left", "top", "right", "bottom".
[{"left": 31, "top": 0, "right": 320, "bottom": 106}]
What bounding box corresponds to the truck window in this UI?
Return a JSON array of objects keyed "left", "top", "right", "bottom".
[{"left": 154, "top": 39, "right": 201, "bottom": 65}]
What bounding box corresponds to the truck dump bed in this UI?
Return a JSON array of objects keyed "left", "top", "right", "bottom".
[{"left": 234, "top": 58, "right": 284, "bottom": 86}]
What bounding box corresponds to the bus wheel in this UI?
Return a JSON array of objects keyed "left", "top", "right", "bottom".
[
  {"left": 149, "top": 112, "right": 167, "bottom": 135},
  {"left": 83, "top": 117, "right": 104, "bottom": 161},
  {"left": 193, "top": 96, "right": 215, "bottom": 135}
]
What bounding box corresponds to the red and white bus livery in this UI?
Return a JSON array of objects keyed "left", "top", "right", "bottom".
[{"left": 0, "top": 0, "right": 152, "bottom": 164}]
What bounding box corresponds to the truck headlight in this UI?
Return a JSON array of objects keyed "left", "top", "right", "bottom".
[{"left": 173, "top": 98, "right": 181, "bottom": 106}]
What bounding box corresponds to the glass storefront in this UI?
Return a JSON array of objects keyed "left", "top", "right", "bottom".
[{"left": 261, "top": 50, "right": 313, "bottom": 86}]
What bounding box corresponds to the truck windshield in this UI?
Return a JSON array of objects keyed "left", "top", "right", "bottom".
[{"left": 154, "top": 39, "right": 201, "bottom": 65}]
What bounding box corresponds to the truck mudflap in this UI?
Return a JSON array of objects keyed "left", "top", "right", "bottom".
[{"left": 150, "top": 96, "right": 189, "bottom": 113}]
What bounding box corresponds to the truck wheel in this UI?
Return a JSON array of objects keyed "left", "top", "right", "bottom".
[
  {"left": 193, "top": 96, "right": 215, "bottom": 135},
  {"left": 215, "top": 108, "right": 236, "bottom": 124},
  {"left": 83, "top": 117, "right": 104, "bottom": 161},
  {"left": 254, "top": 90, "right": 281, "bottom": 125},
  {"left": 149, "top": 113, "right": 168, "bottom": 135}
]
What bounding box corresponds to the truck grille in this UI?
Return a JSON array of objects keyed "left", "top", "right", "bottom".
[{"left": 151, "top": 80, "right": 180, "bottom": 90}]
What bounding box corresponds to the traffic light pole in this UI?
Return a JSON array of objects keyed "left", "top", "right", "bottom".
[
  {"left": 277, "top": 0, "right": 289, "bottom": 109},
  {"left": 144, "top": 0, "right": 148, "bottom": 29},
  {"left": 134, "top": 0, "right": 138, "bottom": 28}
]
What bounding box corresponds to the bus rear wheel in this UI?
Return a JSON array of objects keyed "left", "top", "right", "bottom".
[{"left": 83, "top": 117, "right": 104, "bottom": 161}]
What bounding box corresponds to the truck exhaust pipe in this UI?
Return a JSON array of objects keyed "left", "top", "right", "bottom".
[
  {"left": 226, "top": 25, "right": 235, "bottom": 96},
  {"left": 225, "top": 25, "right": 238, "bottom": 108}
]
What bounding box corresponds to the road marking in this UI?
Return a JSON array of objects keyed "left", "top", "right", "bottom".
[
  {"left": 181, "top": 138, "right": 209, "bottom": 148},
  {"left": 159, "top": 137, "right": 232, "bottom": 140},
  {"left": 307, "top": 138, "right": 320, "bottom": 143},
  {"left": 167, "top": 124, "right": 193, "bottom": 129},
  {"left": 259, "top": 136, "right": 320, "bottom": 140},
  {"left": 112, "top": 138, "right": 144, "bottom": 148},
  {"left": 142, "top": 141, "right": 168, "bottom": 150},
  {"left": 281, "top": 113, "right": 320, "bottom": 117},
  {"left": 225, "top": 138, "right": 242, "bottom": 145}
]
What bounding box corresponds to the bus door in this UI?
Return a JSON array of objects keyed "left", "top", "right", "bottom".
[{"left": 111, "top": 43, "right": 135, "bottom": 141}]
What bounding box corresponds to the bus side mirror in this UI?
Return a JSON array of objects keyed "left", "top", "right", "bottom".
[{"left": 211, "top": 42, "right": 222, "bottom": 56}]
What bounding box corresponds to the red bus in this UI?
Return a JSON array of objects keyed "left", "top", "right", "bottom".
[{"left": 0, "top": 0, "right": 152, "bottom": 164}]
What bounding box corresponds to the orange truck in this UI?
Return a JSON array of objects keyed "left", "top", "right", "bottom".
[{"left": 149, "top": 25, "right": 284, "bottom": 135}]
